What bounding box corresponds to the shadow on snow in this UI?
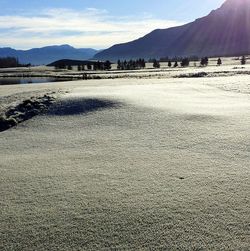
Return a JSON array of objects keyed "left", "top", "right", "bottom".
[{"left": 48, "top": 98, "right": 122, "bottom": 116}]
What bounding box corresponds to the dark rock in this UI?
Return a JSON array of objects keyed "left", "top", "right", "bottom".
[
  {"left": 0, "top": 116, "right": 9, "bottom": 131},
  {"left": 26, "top": 109, "right": 40, "bottom": 117},
  {"left": 15, "top": 112, "right": 25, "bottom": 121},
  {"left": 6, "top": 117, "right": 17, "bottom": 127},
  {"left": 23, "top": 99, "right": 32, "bottom": 106},
  {"left": 1, "top": 93, "right": 56, "bottom": 132},
  {"left": 24, "top": 103, "right": 33, "bottom": 110}
]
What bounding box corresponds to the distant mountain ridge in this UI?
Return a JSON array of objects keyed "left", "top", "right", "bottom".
[
  {"left": 94, "top": 0, "right": 250, "bottom": 60},
  {"left": 0, "top": 45, "right": 100, "bottom": 65}
]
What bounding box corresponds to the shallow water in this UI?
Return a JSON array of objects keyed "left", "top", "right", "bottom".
[{"left": 0, "top": 77, "right": 73, "bottom": 85}]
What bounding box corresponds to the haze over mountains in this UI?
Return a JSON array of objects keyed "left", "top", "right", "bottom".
[
  {"left": 94, "top": 0, "right": 250, "bottom": 60},
  {"left": 0, "top": 45, "right": 99, "bottom": 65}
]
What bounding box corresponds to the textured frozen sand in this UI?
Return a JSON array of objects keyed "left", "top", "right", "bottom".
[{"left": 1, "top": 77, "right": 250, "bottom": 250}]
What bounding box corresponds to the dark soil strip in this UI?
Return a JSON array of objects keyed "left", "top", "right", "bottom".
[{"left": 0, "top": 94, "right": 56, "bottom": 132}]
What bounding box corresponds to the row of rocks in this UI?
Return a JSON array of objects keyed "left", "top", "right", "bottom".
[{"left": 0, "top": 94, "right": 56, "bottom": 132}]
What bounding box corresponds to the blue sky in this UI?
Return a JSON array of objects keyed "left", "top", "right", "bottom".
[{"left": 0, "top": 0, "right": 225, "bottom": 49}]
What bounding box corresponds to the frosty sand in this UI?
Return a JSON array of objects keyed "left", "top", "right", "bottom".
[{"left": 0, "top": 77, "right": 250, "bottom": 250}]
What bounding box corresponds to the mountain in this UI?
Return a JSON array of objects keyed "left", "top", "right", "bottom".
[
  {"left": 0, "top": 45, "right": 100, "bottom": 65},
  {"left": 94, "top": 0, "right": 250, "bottom": 60}
]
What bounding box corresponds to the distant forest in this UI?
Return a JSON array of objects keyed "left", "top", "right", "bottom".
[{"left": 0, "top": 57, "right": 31, "bottom": 68}]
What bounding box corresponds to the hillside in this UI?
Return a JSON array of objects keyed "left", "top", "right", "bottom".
[{"left": 94, "top": 0, "right": 250, "bottom": 60}]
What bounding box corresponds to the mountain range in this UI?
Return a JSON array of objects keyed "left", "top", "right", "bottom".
[
  {"left": 94, "top": 0, "right": 250, "bottom": 60},
  {"left": 0, "top": 45, "right": 99, "bottom": 65}
]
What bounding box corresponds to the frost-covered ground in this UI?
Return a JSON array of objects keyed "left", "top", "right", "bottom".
[{"left": 0, "top": 65, "right": 250, "bottom": 250}]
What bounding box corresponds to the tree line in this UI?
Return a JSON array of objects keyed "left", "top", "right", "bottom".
[
  {"left": 58, "top": 54, "right": 248, "bottom": 72},
  {"left": 142, "top": 55, "right": 247, "bottom": 69},
  {"left": 56, "top": 60, "right": 112, "bottom": 71},
  {"left": 117, "top": 59, "right": 146, "bottom": 70},
  {"left": 0, "top": 57, "right": 31, "bottom": 68}
]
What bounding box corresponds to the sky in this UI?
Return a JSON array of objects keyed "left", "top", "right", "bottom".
[{"left": 0, "top": 0, "right": 225, "bottom": 50}]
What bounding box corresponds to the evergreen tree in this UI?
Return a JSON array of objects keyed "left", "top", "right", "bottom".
[
  {"left": 241, "top": 56, "right": 246, "bottom": 65},
  {"left": 217, "top": 58, "right": 222, "bottom": 66},
  {"left": 123, "top": 60, "right": 127, "bottom": 70},
  {"left": 117, "top": 60, "right": 121, "bottom": 70},
  {"left": 67, "top": 65, "right": 72, "bottom": 70},
  {"left": 168, "top": 61, "right": 172, "bottom": 67},
  {"left": 128, "top": 59, "right": 135, "bottom": 70},
  {"left": 93, "top": 63, "right": 97, "bottom": 71},
  {"left": 200, "top": 58, "right": 205, "bottom": 66},
  {"left": 200, "top": 57, "right": 209, "bottom": 67},
  {"left": 174, "top": 61, "right": 178, "bottom": 67},
  {"left": 205, "top": 57, "right": 209, "bottom": 66},
  {"left": 104, "top": 60, "right": 111, "bottom": 70},
  {"left": 181, "top": 58, "right": 190, "bottom": 67},
  {"left": 87, "top": 63, "right": 92, "bottom": 70},
  {"left": 141, "top": 59, "right": 146, "bottom": 68},
  {"left": 97, "top": 61, "right": 102, "bottom": 70},
  {"left": 153, "top": 59, "right": 160, "bottom": 68}
]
